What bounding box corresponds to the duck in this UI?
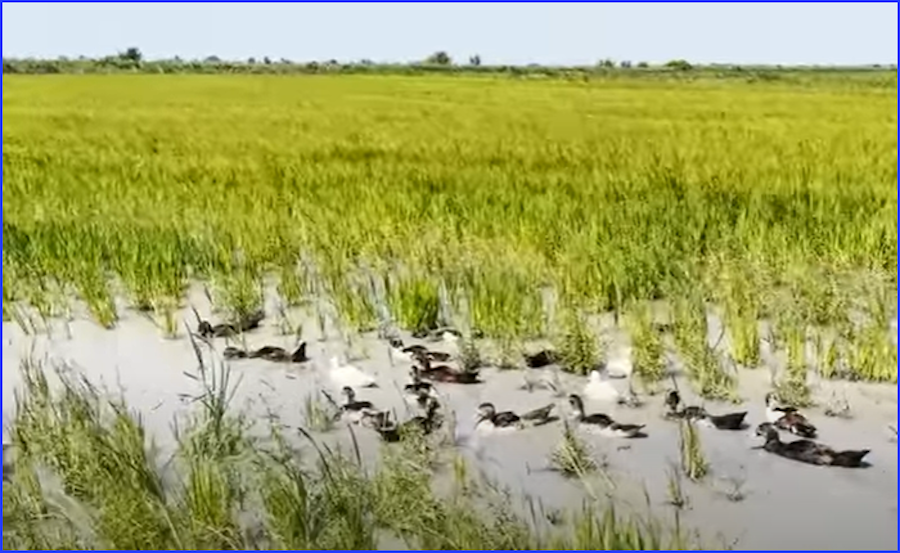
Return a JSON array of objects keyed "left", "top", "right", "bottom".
[
  {"left": 525, "top": 349, "right": 559, "bottom": 369},
  {"left": 365, "top": 397, "right": 443, "bottom": 442},
  {"left": 604, "top": 347, "right": 633, "bottom": 379},
  {"left": 338, "top": 386, "right": 376, "bottom": 423},
  {"left": 415, "top": 357, "right": 481, "bottom": 385},
  {"left": 474, "top": 402, "right": 557, "bottom": 433},
  {"left": 403, "top": 368, "right": 436, "bottom": 396},
  {"left": 249, "top": 343, "right": 310, "bottom": 363},
  {"left": 664, "top": 390, "right": 748, "bottom": 431},
  {"left": 196, "top": 309, "right": 265, "bottom": 339},
  {"left": 223, "top": 346, "right": 248, "bottom": 360},
  {"left": 583, "top": 370, "right": 621, "bottom": 403},
  {"left": 765, "top": 392, "right": 817, "bottom": 438},
  {"left": 567, "top": 394, "right": 646, "bottom": 438},
  {"left": 754, "top": 423, "right": 870, "bottom": 468},
  {"left": 329, "top": 356, "right": 378, "bottom": 389}
]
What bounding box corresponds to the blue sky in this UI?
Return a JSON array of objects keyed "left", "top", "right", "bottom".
[{"left": 2, "top": 2, "right": 897, "bottom": 66}]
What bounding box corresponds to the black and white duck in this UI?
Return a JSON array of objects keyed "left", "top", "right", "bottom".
[
  {"left": 567, "top": 394, "right": 646, "bottom": 438},
  {"left": 765, "top": 392, "right": 817, "bottom": 438},
  {"left": 474, "top": 402, "right": 557, "bottom": 433},
  {"left": 754, "top": 423, "right": 870, "bottom": 468},
  {"left": 664, "top": 390, "right": 748, "bottom": 431},
  {"left": 338, "top": 386, "right": 376, "bottom": 423}
]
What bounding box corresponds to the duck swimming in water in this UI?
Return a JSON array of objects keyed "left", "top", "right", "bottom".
[
  {"left": 338, "top": 386, "right": 376, "bottom": 423},
  {"left": 664, "top": 390, "right": 748, "bottom": 431},
  {"left": 754, "top": 423, "right": 870, "bottom": 468},
  {"left": 416, "top": 357, "right": 481, "bottom": 384},
  {"left": 222, "top": 343, "right": 309, "bottom": 363},
  {"left": 365, "top": 397, "right": 442, "bottom": 442},
  {"left": 329, "top": 357, "right": 378, "bottom": 389},
  {"left": 583, "top": 370, "right": 621, "bottom": 403},
  {"left": 249, "top": 343, "right": 310, "bottom": 363},
  {"left": 403, "top": 367, "right": 436, "bottom": 397},
  {"left": 567, "top": 394, "right": 646, "bottom": 438},
  {"left": 765, "top": 392, "right": 817, "bottom": 438},
  {"left": 474, "top": 402, "right": 557, "bottom": 433},
  {"left": 196, "top": 309, "right": 265, "bottom": 339}
]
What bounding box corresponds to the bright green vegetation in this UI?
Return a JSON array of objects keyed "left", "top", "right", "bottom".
[
  {"left": 3, "top": 358, "right": 696, "bottom": 550},
  {"left": 3, "top": 72, "right": 897, "bottom": 389}
]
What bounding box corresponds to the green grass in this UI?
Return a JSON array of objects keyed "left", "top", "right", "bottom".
[
  {"left": 3, "top": 358, "right": 699, "bottom": 550},
  {"left": 2, "top": 72, "right": 897, "bottom": 383}
]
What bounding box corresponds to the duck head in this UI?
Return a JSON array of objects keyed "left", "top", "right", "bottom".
[
  {"left": 342, "top": 386, "right": 356, "bottom": 402},
  {"left": 755, "top": 422, "right": 779, "bottom": 441},
  {"left": 665, "top": 390, "right": 681, "bottom": 411},
  {"left": 197, "top": 321, "right": 214, "bottom": 337},
  {"left": 567, "top": 394, "right": 586, "bottom": 417},
  {"left": 764, "top": 392, "right": 779, "bottom": 408},
  {"left": 292, "top": 342, "right": 308, "bottom": 362},
  {"left": 475, "top": 402, "right": 496, "bottom": 424},
  {"left": 389, "top": 337, "right": 404, "bottom": 349}
]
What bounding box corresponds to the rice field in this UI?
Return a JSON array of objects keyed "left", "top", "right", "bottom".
[
  {"left": 4, "top": 72, "right": 897, "bottom": 389},
  {"left": 2, "top": 68, "right": 898, "bottom": 549}
]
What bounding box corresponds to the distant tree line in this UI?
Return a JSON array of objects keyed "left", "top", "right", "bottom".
[{"left": 2, "top": 48, "right": 895, "bottom": 83}]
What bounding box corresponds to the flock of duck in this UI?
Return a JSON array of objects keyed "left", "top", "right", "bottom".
[{"left": 194, "top": 310, "right": 873, "bottom": 469}]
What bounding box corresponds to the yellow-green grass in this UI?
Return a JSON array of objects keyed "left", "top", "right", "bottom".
[{"left": 3, "top": 73, "right": 897, "bottom": 383}]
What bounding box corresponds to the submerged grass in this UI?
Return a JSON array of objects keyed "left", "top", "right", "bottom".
[
  {"left": 2, "top": 72, "right": 896, "bottom": 383},
  {"left": 3, "top": 358, "right": 699, "bottom": 550}
]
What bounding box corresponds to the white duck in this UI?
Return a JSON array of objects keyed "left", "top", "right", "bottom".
[
  {"left": 328, "top": 356, "right": 378, "bottom": 389},
  {"left": 604, "top": 346, "right": 634, "bottom": 379},
  {"left": 583, "top": 370, "right": 621, "bottom": 403}
]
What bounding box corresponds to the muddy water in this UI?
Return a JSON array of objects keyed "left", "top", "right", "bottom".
[{"left": 2, "top": 291, "right": 897, "bottom": 550}]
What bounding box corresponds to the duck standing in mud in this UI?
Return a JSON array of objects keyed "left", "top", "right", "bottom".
[
  {"left": 765, "top": 392, "right": 817, "bottom": 438},
  {"left": 664, "top": 390, "right": 748, "bottom": 431},
  {"left": 474, "top": 402, "right": 557, "bottom": 433},
  {"left": 754, "top": 422, "right": 870, "bottom": 468},
  {"left": 567, "top": 394, "right": 646, "bottom": 438}
]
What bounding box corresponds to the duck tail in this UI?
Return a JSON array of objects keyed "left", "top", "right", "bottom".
[{"left": 831, "top": 449, "right": 870, "bottom": 467}]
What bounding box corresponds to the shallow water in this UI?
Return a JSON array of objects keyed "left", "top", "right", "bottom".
[{"left": 2, "top": 291, "right": 897, "bottom": 550}]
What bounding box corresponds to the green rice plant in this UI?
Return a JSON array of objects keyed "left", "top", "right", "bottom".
[
  {"left": 386, "top": 273, "right": 440, "bottom": 336},
  {"left": 550, "top": 421, "right": 598, "bottom": 478},
  {"left": 555, "top": 307, "right": 601, "bottom": 376},
  {"left": 845, "top": 323, "right": 898, "bottom": 383},
  {"left": 672, "top": 296, "right": 738, "bottom": 401},
  {"left": 678, "top": 419, "right": 708, "bottom": 482},
  {"left": 302, "top": 394, "right": 338, "bottom": 433},
  {"left": 624, "top": 301, "right": 667, "bottom": 384},
  {"left": 772, "top": 321, "right": 813, "bottom": 407}
]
